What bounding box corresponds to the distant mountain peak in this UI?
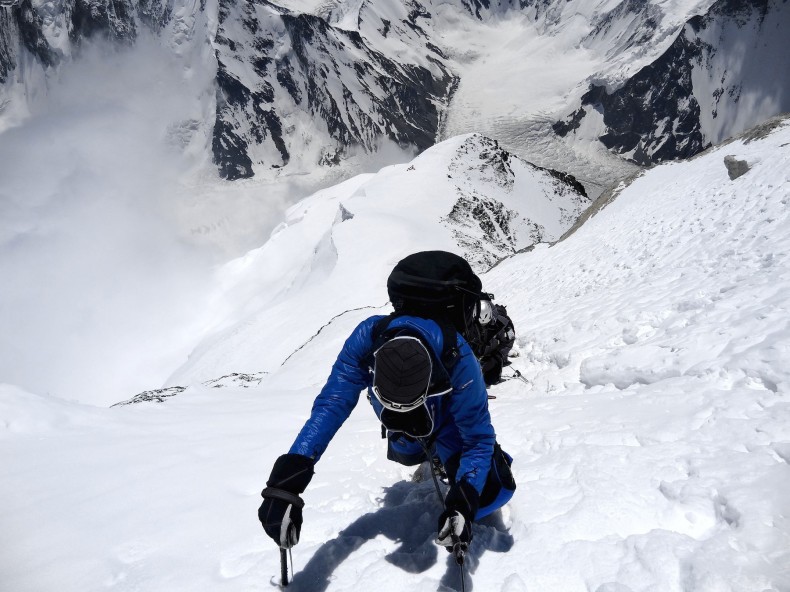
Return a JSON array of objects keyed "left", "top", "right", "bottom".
[{"left": 553, "top": 0, "right": 790, "bottom": 165}]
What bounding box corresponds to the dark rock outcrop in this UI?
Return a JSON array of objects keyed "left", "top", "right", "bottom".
[
  {"left": 723, "top": 155, "right": 750, "bottom": 180},
  {"left": 443, "top": 136, "right": 590, "bottom": 270},
  {"left": 69, "top": 0, "right": 138, "bottom": 43},
  {"left": 1, "top": 0, "right": 59, "bottom": 82}
]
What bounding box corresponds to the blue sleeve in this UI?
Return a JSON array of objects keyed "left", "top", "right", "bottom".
[
  {"left": 448, "top": 340, "right": 496, "bottom": 494},
  {"left": 288, "top": 317, "right": 380, "bottom": 461}
]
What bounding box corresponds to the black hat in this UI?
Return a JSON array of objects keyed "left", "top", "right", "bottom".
[
  {"left": 387, "top": 250, "right": 483, "bottom": 305},
  {"left": 373, "top": 336, "right": 432, "bottom": 408}
]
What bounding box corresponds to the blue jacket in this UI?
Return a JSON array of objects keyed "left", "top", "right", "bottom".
[{"left": 289, "top": 315, "right": 496, "bottom": 495}]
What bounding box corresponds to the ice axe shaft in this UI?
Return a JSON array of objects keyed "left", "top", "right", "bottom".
[
  {"left": 280, "top": 547, "right": 289, "bottom": 586},
  {"left": 452, "top": 540, "right": 467, "bottom": 591},
  {"left": 451, "top": 533, "right": 467, "bottom": 591},
  {"left": 511, "top": 368, "right": 530, "bottom": 385}
]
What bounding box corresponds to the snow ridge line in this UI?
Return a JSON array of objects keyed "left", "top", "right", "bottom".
[{"left": 279, "top": 304, "right": 387, "bottom": 367}]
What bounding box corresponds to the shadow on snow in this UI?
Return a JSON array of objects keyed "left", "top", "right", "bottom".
[{"left": 287, "top": 479, "right": 514, "bottom": 591}]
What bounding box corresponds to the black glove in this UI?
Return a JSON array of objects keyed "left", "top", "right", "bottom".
[
  {"left": 436, "top": 480, "right": 479, "bottom": 556},
  {"left": 258, "top": 453, "right": 314, "bottom": 548}
]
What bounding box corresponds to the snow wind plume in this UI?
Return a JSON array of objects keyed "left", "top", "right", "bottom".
[
  {"left": 0, "top": 33, "right": 439, "bottom": 405},
  {"left": 0, "top": 40, "right": 225, "bottom": 405}
]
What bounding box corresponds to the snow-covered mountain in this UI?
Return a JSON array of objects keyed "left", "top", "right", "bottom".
[
  {"left": 2, "top": 0, "right": 787, "bottom": 185},
  {"left": 168, "top": 132, "right": 589, "bottom": 387},
  {"left": 553, "top": 0, "right": 790, "bottom": 165},
  {"left": 0, "top": 129, "right": 586, "bottom": 405},
  {"left": 2, "top": 115, "right": 788, "bottom": 592},
  {"left": 1, "top": 0, "right": 459, "bottom": 179},
  {"left": 211, "top": 0, "right": 458, "bottom": 179},
  {"left": 2, "top": 3, "right": 789, "bottom": 588},
  {"left": 2, "top": 0, "right": 788, "bottom": 407}
]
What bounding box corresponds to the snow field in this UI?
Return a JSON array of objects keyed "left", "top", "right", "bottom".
[
  {"left": 169, "top": 133, "right": 587, "bottom": 386},
  {"left": 1, "top": 119, "right": 789, "bottom": 591},
  {"left": 484, "top": 119, "right": 790, "bottom": 590},
  {"left": 0, "top": 384, "right": 301, "bottom": 591}
]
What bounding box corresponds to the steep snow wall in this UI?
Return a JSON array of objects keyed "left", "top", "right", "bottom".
[{"left": 479, "top": 114, "right": 790, "bottom": 591}]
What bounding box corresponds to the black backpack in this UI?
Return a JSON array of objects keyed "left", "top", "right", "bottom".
[{"left": 385, "top": 251, "right": 516, "bottom": 386}]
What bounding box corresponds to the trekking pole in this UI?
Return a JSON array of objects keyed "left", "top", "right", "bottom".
[{"left": 450, "top": 531, "right": 466, "bottom": 592}]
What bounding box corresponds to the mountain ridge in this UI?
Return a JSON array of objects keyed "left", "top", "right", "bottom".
[{"left": 167, "top": 132, "right": 590, "bottom": 386}]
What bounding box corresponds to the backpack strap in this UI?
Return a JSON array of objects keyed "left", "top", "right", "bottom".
[
  {"left": 371, "top": 312, "right": 401, "bottom": 346},
  {"left": 437, "top": 319, "right": 460, "bottom": 369},
  {"left": 367, "top": 312, "right": 402, "bottom": 368}
]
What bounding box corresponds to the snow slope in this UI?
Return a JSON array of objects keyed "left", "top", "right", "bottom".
[
  {"left": 168, "top": 133, "right": 589, "bottom": 387},
  {"left": 2, "top": 118, "right": 789, "bottom": 591},
  {"left": 481, "top": 117, "right": 790, "bottom": 590}
]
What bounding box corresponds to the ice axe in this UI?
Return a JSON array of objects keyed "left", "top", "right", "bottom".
[
  {"left": 261, "top": 486, "right": 304, "bottom": 587},
  {"left": 419, "top": 440, "right": 468, "bottom": 592}
]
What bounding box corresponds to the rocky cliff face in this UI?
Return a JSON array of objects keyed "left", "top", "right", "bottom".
[
  {"left": 553, "top": 0, "right": 790, "bottom": 165},
  {"left": 559, "top": 32, "right": 708, "bottom": 164},
  {"left": 0, "top": 0, "right": 457, "bottom": 180},
  {"left": 443, "top": 135, "right": 589, "bottom": 270},
  {"left": 1, "top": 0, "right": 173, "bottom": 84},
  {"left": 211, "top": 0, "right": 456, "bottom": 179},
  {"left": 1, "top": 0, "right": 59, "bottom": 83}
]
